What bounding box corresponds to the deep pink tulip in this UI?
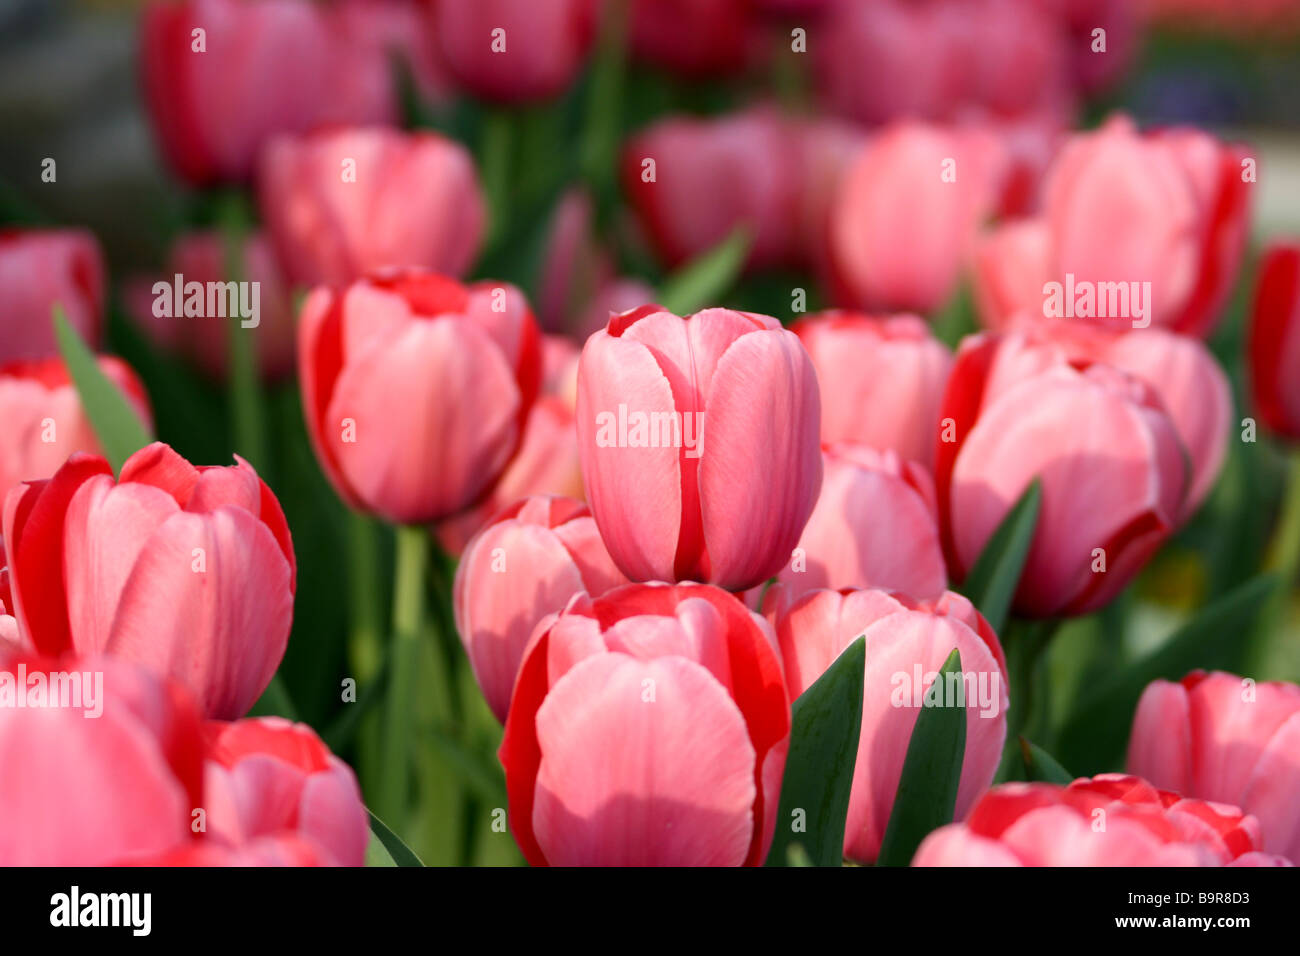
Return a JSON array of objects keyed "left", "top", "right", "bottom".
[
  {"left": 202, "top": 716, "right": 368, "bottom": 866},
  {"left": 258, "top": 126, "right": 485, "bottom": 288},
  {"left": 576, "top": 305, "right": 822, "bottom": 590},
  {"left": 454, "top": 496, "right": 628, "bottom": 722},
  {"left": 915, "top": 774, "right": 1285, "bottom": 866},
  {"left": 299, "top": 271, "right": 541, "bottom": 524},
  {"left": 1248, "top": 242, "right": 1300, "bottom": 441},
  {"left": 0, "top": 655, "right": 205, "bottom": 865},
  {"left": 0, "top": 357, "right": 152, "bottom": 500},
  {"left": 140, "top": 0, "right": 398, "bottom": 186},
  {"left": 430, "top": 0, "right": 600, "bottom": 104},
  {"left": 2, "top": 444, "right": 296, "bottom": 719},
  {"left": 1129, "top": 671, "right": 1300, "bottom": 863},
  {"left": 629, "top": 0, "right": 762, "bottom": 77},
  {"left": 500, "top": 582, "right": 790, "bottom": 866},
  {"left": 0, "top": 229, "right": 104, "bottom": 363},
  {"left": 935, "top": 334, "right": 1188, "bottom": 617},
  {"left": 793, "top": 313, "right": 952, "bottom": 468},
  {"left": 773, "top": 587, "right": 1007, "bottom": 863}
]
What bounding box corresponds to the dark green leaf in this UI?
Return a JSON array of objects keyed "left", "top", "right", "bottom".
[
  {"left": 1019, "top": 737, "right": 1074, "bottom": 784},
  {"left": 959, "top": 479, "right": 1042, "bottom": 634},
  {"left": 657, "top": 228, "right": 752, "bottom": 315},
  {"left": 366, "top": 810, "right": 425, "bottom": 867}
]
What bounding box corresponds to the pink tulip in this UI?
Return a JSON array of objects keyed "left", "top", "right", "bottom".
[
  {"left": 773, "top": 587, "right": 1007, "bottom": 863},
  {"left": 0, "top": 357, "right": 152, "bottom": 500},
  {"left": 140, "top": 0, "right": 398, "bottom": 186},
  {"left": 202, "top": 716, "right": 368, "bottom": 866},
  {"left": 430, "top": 0, "right": 600, "bottom": 104},
  {"left": 793, "top": 313, "right": 953, "bottom": 468},
  {"left": 0, "top": 229, "right": 104, "bottom": 363},
  {"left": 772, "top": 443, "right": 947, "bottom": 603},
  {"left": 258, "top": 126, "right": 485, "bottom": 288},
  {"left": 915, "top": 774, "right": 1284, "bottom": 866},
  {"left": 335, "top": 0, "right": 455, "bottom": 107},
  {"left": 2, "top": 444, "right": 296, "bottom": 719},
  {"left": 1129, "top": 671, "right": 1300, "bottom": 863},
  {"left": 1248, "top": 242, "right": 1300, "bottom": 441},
  {"left": 0, "top": 655, "right": 205, "bottom": 865},
  {"left": 299, "top": 271, "right": 541, "bottom": 524},
  {"left": 935, "top": 334, "right": 1188, "bottom": 617},
  {"left": 146, "top": 834, "right": 335, "bottom": 866},
  {"left": 500, "top": 582, "right": 790, "bottom": 866},
  {"left": 576, "top": 305, "right": 822, "bottom": 590},
  {"left": 454, "top": 496, "right": 629, "bottom": 722}
]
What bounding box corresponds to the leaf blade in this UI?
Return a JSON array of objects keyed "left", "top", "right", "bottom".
[
  {"left": 959, "top": 479, "right": 1042, "bottom": 634},
  {"left": 657, "top": 228, "right": 752, "bottom": 315},
  {"left": 366, "top": 810, "right": 425, "bottom": 867}
]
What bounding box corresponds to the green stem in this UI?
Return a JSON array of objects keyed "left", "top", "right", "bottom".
[
  {"left": 347, "top": 511, "right": 384, "bottom": 686},
  {"left": 1249, "top": 448, "right": 1300, "bottom": 679},
  {"left": 1268, "top": 447, "right": 1300, "bottom": 588},
  {"left": 218, "top": 193, "right": 270, "bottom": 477},
  {"left": 580, "top": 0, "right": 628, "bottom": 202},
  {"left": 997, "top": 618, "right": 1058, "bottom": 780},
  {"left": 480, "top": 110, "right": 513, "bottom": 249}
]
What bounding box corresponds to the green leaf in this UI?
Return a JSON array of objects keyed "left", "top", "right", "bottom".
[
  {"left": 1056, "top": 573, "right": 1277, "bottom": 773},
  {"left": 877, "top": 647, "right": 967, "bottom": 866},
  {"left": 959, "top": 479, "right": 1042, "bottom": 634},
  {"left": 366, "top": 810, "right": 425, "bottom": 867},
  {"left": 1019, "top": 737, "right": 1074, "bottom": 784},
  {"left": 766, "top": 636, "right": 865, "bottom": 867},
  {"left": 53, "top": 306, "right": 154, "bottom": 473},
  {"left": 657, "top": 228, "right": 752, "bottom": 315}
]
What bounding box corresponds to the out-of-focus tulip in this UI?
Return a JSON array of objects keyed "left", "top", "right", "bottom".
[
  {"left": 430, "top": 0, "right": 600, "bottom": 104},
  {"left": 935, "top": 335, "right": 1188, "bottom": 617},
  {"left": 336, "top": 0, "right": 455, "bottom": 106},
  {"left": 576, "top": 305, "right": 821, "bottom": 590},
  {"left": 773, "top": 587, "right": 1007, "bottom": 863},
  {"left": 827, "top": 121, "right": 1005, "bottom": 314},
  {"left": 0, "top": 357, "right": 152, "bottom": 499},
  {"left": 915, "top": 774, "right": 1285, "bottom": 866},
  {"left": 1248, "top": 242, "right": 1300, "bottom": 441},
  {"left": 299, "top": 271, "right": 541, "bottom": 524},
  {"left": 629, "top": 0, "right": 762, "bottom": 77},
  {"left": 140, "top": 0, "right": 398, "bottom": 186},
  {"left": 0, "top": 229, "right": 104, "bottom": 363},
  {"left": 202, "top": 716, "right": 368, "bottom": 866},
  {"left": 0, "top": 656, "right": 204, "bottom": 865},
  {"left": 258, "top": 127, "right": 485, "bottom": 288},
  {"left": 773, "top": 443, "right": 947, "bottom": 602},
  {"left": 124, "top": 230, "right": 297, "bottom": 382},
  {"left": 2, "top": 443, "right": 296, "bottom": 719},
  {"left": 1055, "top": 0, "right": 1140, "bottom": 93},
  {"left": 454, "top": 496, "right": 628, "bottom": 722},
  {"left": 145, "top": 834, "right": 335, "bottom": 866},
  {"left": 793, "top": 313, "right": 952, "bottom": 467},
  {"left": 500, "top": 582, "right": 790, "bottom": 866},
  {"left": 1129, "top": 671, "right": 1300, "bottom": 863}
]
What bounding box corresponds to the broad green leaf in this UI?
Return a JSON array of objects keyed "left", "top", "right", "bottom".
[
  {"left": 367, "top": 810, "right": 425, "bottom": 867},
  {"left": 1019, "top": 737, "right": 1074, "bottom": 784},
  {"left": 877, "top": 647, "right": 967, "bottom": 866},
  {"left": 766, "top": 636, "right": 865, "bottom": 867},
  {"left": 53, "top": 306, "right": 153, "bottom": 473},
  {"left": 959, "top": 479, "right": 1042, "bottom": 634},
  {"left": 657, "top": 228, "right": 752, "bottom": 315}
]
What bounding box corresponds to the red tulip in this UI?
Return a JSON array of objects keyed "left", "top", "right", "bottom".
[
  {"left": 454, "top": 496, "right": 629, "bottom": 722},
  {"left": 1129, "top": 671, "right": 1300, "bottom": 863},
  {"left": 915, "top": 774, "right": 1285, "bottom": 866},
  {"left": 299, "top": 271, "right": 541, "bottom": 524},
  {"left": 772, "top": 587, "right": 1007, "bottom": 863},
  {"left": 2, "top": 443, "right": 296, "bottom": 719},
  {"left": 576, "top": 305, "right": 822, "bottom": 590},
  {"left": 1248, "top": 242, "right": 1300, "bottom": 441},
  {"left": 0, "top": 229, "right": 104, "bottom": 363},
  {"left": 202, "top": 716, "right": 368, "bottom": 866},
  {"left": 629, "top": 0, "right": 761, "bottom": 77},
  {"left": 0, "top": 357, "right": 152, "bottom": 499},
  {"left": 258, "top": 126, "right": 485, "bottom": 288},
  {"left": 793, "top": 313, "right": 953, "bottom": 468},
  {"left": 500, "top": 582, "right": 790, "bottom": 866},
  {"left": 0, "top": 655, "right": 204, "bottom": 865}
]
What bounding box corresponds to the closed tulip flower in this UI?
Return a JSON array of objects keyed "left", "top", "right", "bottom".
[
  {"left": 1129, "top": 671, "right": 1300, "bottom": 863},
  {"left": 299, "top": 271, "right": 541, "bottom": 525},
  {"left": 0, "top": 357, "right": 152, "bottom": 499},
  {"left": 935, "top": 336, "right": 1188, "bottom": 617},
  {"left": 576, "top": 305, "right": 821, "bottom": 590},
  {"left": 793, "top": 313, "right": 953, "bottom": 467},
  {"left": 1248, "top": 242, "right": 1300, "bottom": 440},
  {"left": 258, "top": 127, "right": 485, "bottom": 288},
  {"left": 915, "top": 774, "right": 1285, "bottom": 866},
  {"left": 202, "top": 716, "right": 368, "bottom": 866},
  {"left": 500, "top": 582, "right": 790, "bottom": 866},
  {"left": 0, "top": 229, "right": 104, "bottom": 363},
  {"left": 454, "top": 496, "right": 628, "bottom": 722},
  {"left": 629, "top": 0, "right": 761, "bottom": 77},
  {"left": 2, "top": 443, "right": 296, "bottom": 719},
  {"left": 773, "top": 587, "right": 1007, "bottom": 863}
]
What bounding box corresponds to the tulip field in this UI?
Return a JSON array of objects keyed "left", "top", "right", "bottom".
[{"left": 3, "top": 0, "right": 1300, "bottom": 897}]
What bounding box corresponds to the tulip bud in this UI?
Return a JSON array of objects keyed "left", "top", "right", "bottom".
[
  {"left": 1248, "top": 242, "right": 1300, "bottom": 441},
  {"left": 0, "top": 229, "right": 104, "bottom": 363}
]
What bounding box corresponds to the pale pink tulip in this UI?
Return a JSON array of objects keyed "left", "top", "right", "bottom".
[{"left": 0, "top": 229, "right": 104, "bottom": 363}]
